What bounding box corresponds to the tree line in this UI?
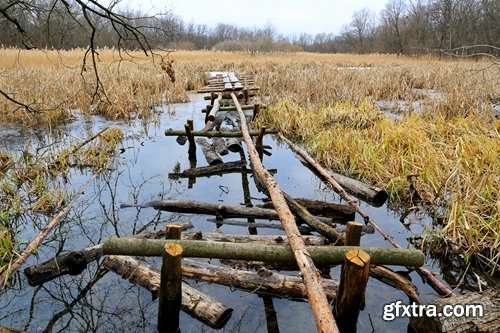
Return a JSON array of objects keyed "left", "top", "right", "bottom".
[{"left": 0, "top": 0, "right": 498, "bottom": 56}]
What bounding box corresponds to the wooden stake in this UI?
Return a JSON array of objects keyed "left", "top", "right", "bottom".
[
  {"left": 166, "top": 224, "right": 183, "bottom": 240},
  {"left": 335, "top": 249, "right": 371, "bottom": 332},
  {"left": 158, "top": 243, "right": 183, "bottom": 333},
  {"left": 345, "top": 222, "right": 363, "bottom": 246}
]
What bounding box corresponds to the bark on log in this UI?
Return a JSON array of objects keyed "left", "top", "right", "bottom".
[
  {"left": 182, "top": 259, "right": 338, "bottom": 300},
  {"left": 212, "top": 137, "right": 229, "bottom": 156},
  {"left": 409, "top": 290, "right": 499, "bottom": 333},
  {"left": 259, "top": 197, "right": 355, "bottom": 219},
  {"left": 283, "top": 192, "right": 344, "bottom": 244},
  {"left": 24, "top": 222, "right": 194, "bottom": 286},
  {"left": 103, "top": 255, "right": 233, "bottom": 329},
  {"left": 168, "top": 160, "right": 246, "bottom": 179},
  {"left": 279, "top": 133, "right": 454, "bottom": 296},
  {"left": 207, "top": 93, "right": 223, "bottom": 122},
  {"left": 165, "top": 129, "right": 277, "bottom": 138},
  {"left": 158, "top": 243, "right": 183, "bottom": 333},
  {"left": 103, "top": 239, "right": 425, "bottom": 267},
  {"left": 182, "top": 231, "right": 326, "bottom": 246},
  {"left": 196, "top": 138, "right": 222, "bottom": 165},
  {"left": 121, "top": 199, "right": 344, "bottom": 224},
  {"left": 369, "top": 265, "right": 420, "bottom": 304},
  {"left": 205, "top": 218, "right": 315, "bottom": 234}
]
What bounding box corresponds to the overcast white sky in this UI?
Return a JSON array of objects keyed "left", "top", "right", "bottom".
[{"left": 122, "top": 0, "right": 390, "bottom": 36}]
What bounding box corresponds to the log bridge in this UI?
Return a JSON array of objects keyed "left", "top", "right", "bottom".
[{"left": 24, "top": 71, "right": 435, "bottom": 333}]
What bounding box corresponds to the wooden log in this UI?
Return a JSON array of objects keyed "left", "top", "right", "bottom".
[
  {"left": 409, "top": 290, "right": 499, "bottom": 333},
  {"left": 184, "top": 123, "right": 196, "bottom": 159},
  {"left": 182, "top": 259, "right": 338, "bottom": 300},
  {"left": 212, "top": 137, "right": 229, "bottom": 156},
  {"left": 262, "top": 296, "right": 279, "bottom": 333},
  {"left": 207, "top": 93, "right": 223, "bottom": 122},
  {"left": 218, "top": 105, "right": 254, "bottom": 111},
  {"left": 283, "top": 192, "right": 344, "bottom": 244},
  {"left": 195, "top": 138, "right": 222, "bottom": 165},
  {"left": 103, "top": 239, "right": 425, "bottom": 267},
  {"left": 23, "top": 222, "right": 194, "bottom": 286},
  {"left": 158, "top": 243, "right": 183, "bottom": 333},
  {"left": 345, "top": 222, "right": 363, "bottom": 246},
  {"left": 103, "top": 255, "right": 233, "bottom": 329},
  {"left": 205, "top": 218, "right": 314, "bottom": 233},
  {"left": 183, "top": 231, "right": 326, "bottom": 246},
  {"left": 279, "top": 133, "right": 454, "bottom": 296},
  {"left": 168, "top": 160, "right": 247, "bottom": 179},
  {"left": 335, "top": 249, "right": 371, "bottom": 332},
  {"left": 165, "top": 129, "right": 278, "bottom": 138},
  {"left": 165, "top": 224, "right": 183, "bottom": 240},
  {"left": 369, "top": 265, "right": 420, "bottom": 304},
  {"left": 259, "top": 197, "right": 355, "bottom": 219},
  {"left": 121, "top": 199, "right": 343, "bottom": 224},
  {"left": 253, "top": 103, "right": 261, "bottom": 121},
  {"left": 226, "top": 137, "right": 243, "bottom": 152}
]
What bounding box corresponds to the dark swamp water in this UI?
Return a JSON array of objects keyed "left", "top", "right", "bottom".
[{"left": 0, "top": 92, "right": 459, "bottom": 332}]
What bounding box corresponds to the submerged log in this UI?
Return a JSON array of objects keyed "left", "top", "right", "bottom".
[
  {"left": 182, "top": 259, "right": 338, "bottom": 300},
  {"left": 165, "top": 129, "right": 277, "bottom": 138},
  {"left": 409, "top": 290, "right": 499, "bottom": 333},
  {"left": 212, "top": 137, "right": 229, "bottom": 156},
  {"left": 168, "top": 160, "right": 246, "bottom": 178},
  {"left": 103, "top": 255, "right": 233, "bottom": 329},
  {"left": 196, "top": 138, "right": 222, "bottom": 165},
  {"left": 103, "top": 239, "right": 425, "bottom": 267},
  {"left": 121, "top": 199, "right": 343, "bottom": 224},
  {"left": 24, "top": 222, "right": 194, "bottom": 286},
  {"left": 226, "top": 137, "right": 243, "bottom": 152},
  {"left": 205, "top": 217, "right": 314, "bottom": 234},
  {"left": 182, "top": 231, "right": 326, "bottom": 246}
]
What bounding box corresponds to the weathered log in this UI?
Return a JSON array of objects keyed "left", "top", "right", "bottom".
[
  {"left": 158, "top": 243, "right": 183, "bottom": 332},
  {"left": 335, "top": 249, "right": 371, "bottom": 331},
  {"left": 23, "top": 221, "right": 194, "bottom": 286},
  {"left": 182, "top": 231, "right": 326, "bottom": 246},
  {"left": 369, "top": 265, "right": 420, "bottom": 304},
  {"left": 283, "top": 192, "right": 344, "bottom": 243},
  {"left": 103, "top": 255, "right": 233, "bottom": 329},
  {"left": 182, "top": 259, "right": 338, "bottom": 300},
  {"left": 212, "top": 137, "right": 229, "bottom": 156},
  {"left": 168, "top": 160, "right": 246, "bottom": 179},
  {"left": 409, "top": 290, "right": 499, "bottom": 333},
  {"left": 121, "top": 199, "right": 343, "bottom": 224},
  {"left": 279, "top": 133, "right": 454, "bottom": 296},
  {"left": 259, "top": 197, "right": 355, "bottom": 219},
  {"left": 196, "top": 138, "right": 222, "bottom": 165},
  {"left": 226, "top": 137, "right": 243, "bottom": 152},
  {"left": 165, "top": 129, "right": 277, "bottom": 138},
  {"left": 345, "top": 222, "right": 363, "bottom": 246},
  {"left": 103, "top": 239, "right": 425, "bottom": 267},
  {"left": 205, "top": 218, "right": 314, "bottom": 233},
  {"left": 207, "top": 93, "right": 223, "bottom": 122}
]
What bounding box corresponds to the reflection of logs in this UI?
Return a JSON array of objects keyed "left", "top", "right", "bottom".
[
  {"left": 121, "top": 199, "right": 346, "bottom": 223},
  {"left": 182, "top": 231, "right": 326, "bottom": 246},
  {"left": 182, "top": 259, "right": 338, "bottom": 300},
  {"left": 103, "top": 255, "right": 233, "bottom": 329},
  {"left": 196, "top": 138, "right": 222, "bottom": 165}
]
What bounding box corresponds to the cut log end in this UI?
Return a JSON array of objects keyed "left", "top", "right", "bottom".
[{"left": 165, "top": 243, "right": 183, "bottom": 256}]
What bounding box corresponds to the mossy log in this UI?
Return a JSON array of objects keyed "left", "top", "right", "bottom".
[
  {"left": 182, "top": 259, "right": 338, "bottom": 300},
  {"left": 103, "top": 239, "right": 425, "bottom": 267},
  {"left": 121, "top": 199, "right": 345, "bottom": 223},
  {"left": 103, "top": 255, "right": 233, "bottom": 329}
]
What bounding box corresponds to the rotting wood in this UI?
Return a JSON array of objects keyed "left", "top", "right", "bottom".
[
  {"left": 165, "top": 129, "right": 277, "bottom": 138},
  {"left": 207, "top": 93, "right": 223, "bottom": 122},
  {"left": 409, "top": 290, "right": 499, "bottom": 332},
  {"left": 231, "top": 91, "right": 338, "bottom": 332},
  {"left": 195, "top": 138, "right": 222, "bottom": 165},
  {"left": 369, "top": 265, "right": 420, "bottom": 304},
  {"left": 121, "top": 199, "right": 344, "bottom": 224},
  {"left": 182, "top": 231, "right": 326, "bottom": 246},
  {"left": 212, "top": 137, "right": 229, "bottom": 156},
  {"left": 24, "top": 221, "right": 194, "bottom": 286},
  {"left": 168, "top": 161, "right": 246, "bottom": 178},
  {"left": 259, "top": 197, "right": 355, "bottom": 219},
  {"left": 103, "top": 240, "right": 425, "bottom": 270},
  {"left": 335, "top": 249, "right": 371, "bottom": 332},
  {"left": 283, "top": 192, "right": 344, "bottom": 244},
  {"left": 103, "top": 255, "right": 233, "bottom": 329},
  {"left": 279, "top": 133, "right": 454, "bottom": 296},
  {"left": 226, "top": 137, "right": 243, "bottom": 152},
  {"left": 182, "top": 259, "right": 338, "bottom": 300},
  {"left": 158, "top": 243, "right": 183, "bottom": 333},
  {"left": 205, "top": 218, "right": 314, "bottom": 233},
  {"left": 0, "top": 172, "right": 99, "bottom": 288}
]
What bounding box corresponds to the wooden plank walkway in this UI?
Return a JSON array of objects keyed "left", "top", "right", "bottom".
[{"left": 197, "top": 72, "right": 260, "bottom": 93}]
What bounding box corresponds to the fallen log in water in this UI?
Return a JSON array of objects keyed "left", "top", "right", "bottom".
[
  {"left": 259, "top": 197, "right": 355, "bottom": 219},
  {"left": 169, "top": 161, "right": 246, "bottom": 178},
  {"left": 182, "top": 259, "right": 338, "bottom": 300},
  {"left": 226, "top": 137, "right": 243, "bottom": 152},
  {"left": 409, "top": 290, "right": 499, "bottom": 332},
  {"left": 212, "top": 137, "right": 229, "bottom": 156},
  {"left": 196, "top": 138, "right": 222, "bottom": 165},
  {"left": 369, "top": 265, "right": 420, "bottom": 304},
  {"left": 205, "top": 218, "right": 314, "bottom": 234},
  {"left": 24, "top": 222, "right": 194, "bottom": 286},
  {"left": 183, "top": 231, "right": 326, "bottom": 246},
  {"left": 207, "top": 93, "right": 223, "bottom": 122},
  {"left": 103, "top": 239, "right": 425, "bottom": 267},
  {"left": 103, "top": 255, "right": 233, "bottom": 329},
  {"left": 165, "top": 129, "right": 278, "bottom": 138},
  {"left": 121, "top": 199, "right": 349, "bottom": 223}
]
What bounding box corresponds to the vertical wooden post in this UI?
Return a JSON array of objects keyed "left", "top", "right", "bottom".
[
  {"left": 210, "top": 92, "right": 216, "bottom": 105},
  {"left": 186, "top": 118, "right": 194, "bottom": 131},
  {"left": 244, "top": 90, "right": 249, "bottom": 105},
  {"left": 256, "top": 126, "right": 266, "bottom": 161},
  {"left": 252, "top": 103, "right": 261, "bottom": 121},
  {"left": 166, "top": 224, "right": 183, "bottom": 240},
  {"left": 185, "top": 122, "right": 196, "bottom": 162},
  {"left": 158, "top": 243, "right": 183, "bottom": 333},
  {"left": 335, "top": 249, "right": 370, "bottom": 333},
  {"left": 345, "top": 222, "right": 363, "bottom": 246},
  {"left": 205, "top": 105, "right": 213, "bottom": 124}
]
